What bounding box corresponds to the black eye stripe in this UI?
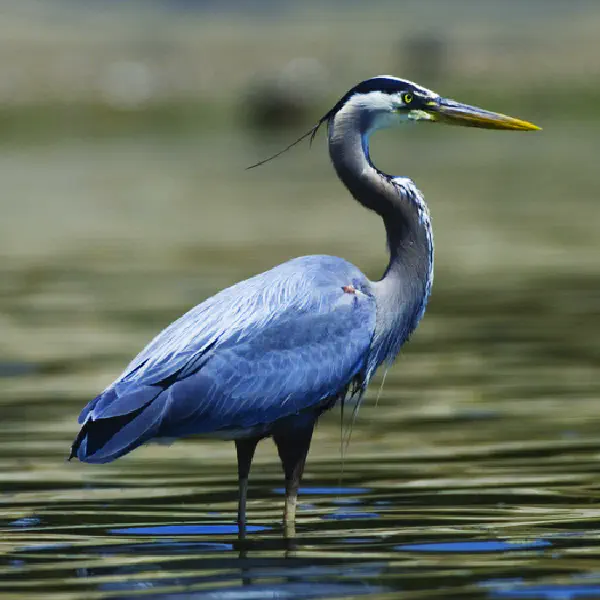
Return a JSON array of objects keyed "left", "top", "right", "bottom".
[
  {"left": 328, "top": 78, "right": 419, "bottom": 115},
  {"left": 318, "top": 77, "right": 434, "bottom": 126}
]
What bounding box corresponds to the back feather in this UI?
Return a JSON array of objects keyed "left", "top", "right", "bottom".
[{"left": 71, "top": 256, "right": 377, "bottom": 463}]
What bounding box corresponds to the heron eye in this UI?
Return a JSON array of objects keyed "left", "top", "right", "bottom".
[{"left": 402, "top": 93, "right": 413, "bottom": 104}]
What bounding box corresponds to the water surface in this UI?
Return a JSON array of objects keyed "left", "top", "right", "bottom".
[{"left": 1, "top": 128, "right": 599, "bottom": 599}]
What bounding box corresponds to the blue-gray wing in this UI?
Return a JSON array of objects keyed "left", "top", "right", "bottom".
[{"left": 73, "top": 256, "right": 376, "bottom": 463}]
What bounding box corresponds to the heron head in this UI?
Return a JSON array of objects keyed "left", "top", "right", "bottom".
[
  {"left": 246, "top": 75, "right": 539, "bottom": 170},
  {"left": 332, "top": 75, "right": 540, "bottom": 132}
]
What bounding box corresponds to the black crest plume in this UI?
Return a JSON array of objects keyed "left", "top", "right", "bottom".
[
  {"left": 246, "top": 76, "right": 413, "bottom": 169},
  {"left": 246, "top": 111, "right": 331, "bottom": 170}
]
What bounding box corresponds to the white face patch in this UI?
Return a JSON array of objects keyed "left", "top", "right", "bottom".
[
  {"left": 343, "top": 90, "right": 396, "bottom": 114},
  {"left": 408, "top": 109, "right": 437, "bottom": 123},
  {"left": 339, "top": 85, "right": 439, "bottom": 135}
]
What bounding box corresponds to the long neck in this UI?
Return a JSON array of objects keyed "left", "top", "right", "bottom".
[{"left": 328, "top": 106, "right": 434, "bottom": 369}]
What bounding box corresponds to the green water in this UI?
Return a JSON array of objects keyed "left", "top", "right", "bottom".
[{"left": 1, "top": 125, "right": 599, "bottom": 599}]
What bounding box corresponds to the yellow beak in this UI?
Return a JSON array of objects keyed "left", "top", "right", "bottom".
[{"left": 430, "top": 98, "right": 541, "bottom": 131}]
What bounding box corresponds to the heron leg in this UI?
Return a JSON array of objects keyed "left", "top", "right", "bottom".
[
  {"left": 235, "top": 437, "right": 259, "bottom": 538},
  {"left": 273, "top": 423, "right": 314, "bottom": 537}
]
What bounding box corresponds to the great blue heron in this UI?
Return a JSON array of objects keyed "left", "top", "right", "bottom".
[{"left": 70, "top": 76, "right": 539, "bottom": 535}]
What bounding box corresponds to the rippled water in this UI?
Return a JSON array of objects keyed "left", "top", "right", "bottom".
[{"left": 1, "top": 128, "right": 599, "bottom": 598}]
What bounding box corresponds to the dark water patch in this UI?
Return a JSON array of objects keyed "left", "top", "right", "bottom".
[{"left": 90, "top": 540, "right": 234, "bottom": 554}]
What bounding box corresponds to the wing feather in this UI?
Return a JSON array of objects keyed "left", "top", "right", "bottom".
[{"left": 72, "top": 256, "right": 376, "bottom": 463}]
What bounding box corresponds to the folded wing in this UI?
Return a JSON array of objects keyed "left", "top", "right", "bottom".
[{"left": 71, "top": 256, "right": 376, "bottom": 463}]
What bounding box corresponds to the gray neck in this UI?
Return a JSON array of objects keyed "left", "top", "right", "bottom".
[{"left": 327, "top": 106, "right": 434, "bottom": 369}]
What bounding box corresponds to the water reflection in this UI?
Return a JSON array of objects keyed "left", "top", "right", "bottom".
[
  {"left": 4, "top": 439, "right": 600, "bottom": 599},
  {"left": 109, "top": 524, "right": 269, "bottom": 535},
  {"left": 396, "top": 539, "right": 552, "bottom": 552},
  {"left": 483, "top": 579, "right": 600, "bottom": 600}
]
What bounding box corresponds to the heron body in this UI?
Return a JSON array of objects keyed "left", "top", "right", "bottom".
[
  {"left": 75, "top": 256, "right": 378, "bottom": 455},
  {"left": 71, "top": 75, "right": 538, "bottom": 534}
]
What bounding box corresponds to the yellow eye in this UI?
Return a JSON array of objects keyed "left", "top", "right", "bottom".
[{"left": 403, "top": 93, "right": 413, "bottom": 104}]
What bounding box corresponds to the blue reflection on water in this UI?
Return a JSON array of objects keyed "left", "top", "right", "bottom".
[
  {"left": 0, "top": 361, "right": 36, "bottom": 378},
  {"left": 395, "top": 539, "right": 551, "bottom": 553},
  {"left": 323, "top": 511, "right": 379, "bottom": 520},
  {"left": 18, "top": 542, "right": 72, "bottom": 552},
  {"left": 108, "top": 524, "right": 269, "bottom": 535},
  {"left": 487, "top": 584, "right": 600, "bottom": 599},
  {"left": 331, "top": 497, "right": 362, "bottom": 505},
  {"left": 108, "top": 581, "right": 386, "bottom": 599},
  {"left": 9, "top": 516, "right": 41, "bottom": 528},
  {"left": 272, "top": 486, "right": 369, "bottom": 496}
]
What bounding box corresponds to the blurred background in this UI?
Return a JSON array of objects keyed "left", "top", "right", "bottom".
[{"left": 1, "top": 1, "right": 600, "bottom": 597}]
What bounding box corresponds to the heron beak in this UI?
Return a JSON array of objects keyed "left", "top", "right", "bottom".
[{"left": 429, "top": 98, "right": 541, "bottom": 131}]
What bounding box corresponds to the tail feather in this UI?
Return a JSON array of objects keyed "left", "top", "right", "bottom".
[
  {"left": 78, "top": 383, "right": 162, "bottom": 425},
  {"left": 71, "top": 398, "right": 164, "bottom": 464}
]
